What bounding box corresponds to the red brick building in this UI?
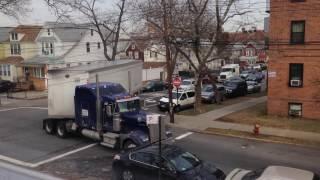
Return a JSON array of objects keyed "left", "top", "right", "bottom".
[{"left": 268, "top": 0, "right": 320, "bottom": 119}]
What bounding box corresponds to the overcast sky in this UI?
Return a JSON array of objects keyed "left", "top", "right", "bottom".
[{"left": 0, "top": 0, "right": 268, "bottom": 31}]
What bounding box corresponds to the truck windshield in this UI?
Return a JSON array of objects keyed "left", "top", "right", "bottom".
[
  {"left": 222, "top": 68, "right": 233, "bottom": 72},
  {"left": 117, "top": 100, "right": 140, "bottom": 113}
]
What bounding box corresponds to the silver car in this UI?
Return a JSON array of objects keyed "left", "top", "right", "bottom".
[{"left": 226, "top": 166, "right": 319, "bottom": 180}]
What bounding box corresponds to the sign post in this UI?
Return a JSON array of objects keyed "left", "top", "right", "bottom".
[{"left": 173, "top": 76, "right": 182, "bottom": 111}]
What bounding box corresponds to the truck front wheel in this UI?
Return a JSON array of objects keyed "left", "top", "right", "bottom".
[
  {"left": 57, "top": 121, "right": 68, "bottom": 138},
  {"left": 44, "top": 119, "right": 56, "bottom": 135}
]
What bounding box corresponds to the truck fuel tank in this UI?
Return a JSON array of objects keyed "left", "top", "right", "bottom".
[{"left": 81, "top": 129, "right": 101, "bottom": 141}]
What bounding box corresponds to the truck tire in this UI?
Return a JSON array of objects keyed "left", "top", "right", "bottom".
[
  {"left": 44, "top": 119, "right": 56, "bottom": 135},
  {"left": 57, "top": 121, "right": 68, "bottom": 138},
  {"left": 123, "top": 140, "right": 137, "bottom": 150}
]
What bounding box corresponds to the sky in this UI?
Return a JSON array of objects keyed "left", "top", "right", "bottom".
[{"left": 0, "top": 0, "right": 268, "bottom": 32}]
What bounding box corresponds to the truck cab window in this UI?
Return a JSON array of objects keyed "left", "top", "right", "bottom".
[
  {"left": 105, "top": 104, "right": 114, "bottom": 117},
  {"left": 117, "top": 99, "right": 140, "bottom": 113}
]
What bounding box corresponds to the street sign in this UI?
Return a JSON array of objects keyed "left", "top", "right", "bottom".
[
  {"left": 146, "top": 114, "right": 160, "bottom": 125},
  {"left": 173, "top": 76, "right": 182, "bottom": 88}
]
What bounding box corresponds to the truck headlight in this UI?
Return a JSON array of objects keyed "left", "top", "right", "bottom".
[{"left": 142, "top": 136, "right": 149, "bottom": 142}]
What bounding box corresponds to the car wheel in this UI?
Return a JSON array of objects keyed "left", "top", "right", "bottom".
[
  {"left": 174, "top": 105, "right": 181, "bottom": 112},
  {"left": 56, "top": 121, "right": 68, "bottom": 138},
  {"left": 122, "top": 169, "right": 135, "bottom": 180},
  {"left": 44, "top": 119, "right": 56, "bottom": 135},
  {"left": 123, "top": 140, "right": 137, "bottom": 150}
]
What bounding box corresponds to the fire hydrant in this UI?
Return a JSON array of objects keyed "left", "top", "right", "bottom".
[{"left": 253, "top": 124, "right": 260, "bottom": 135}]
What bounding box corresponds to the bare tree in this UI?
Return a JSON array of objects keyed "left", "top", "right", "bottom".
[
  {"left": 45, "top": 0, "right": 127, "bottom": 61},
  {"left": 0, "top": 0, "right": 31, "bottom": 18},
  {"left": 166, "top": 0, "right": 251, "bottom": 113}
]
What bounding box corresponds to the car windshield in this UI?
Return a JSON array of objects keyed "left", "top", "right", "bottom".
[
  {"left": 182, "top": 81, "right": 192, "bottom": 85},
  {"left": 117, "top": 99, "right": 140, "bottom": 113},
  {"left": 224, "top": 81, "right": 237, "bottom": 87},
  {"left": 246, "top": 81, "right": 256, "bottom": 85},
  {"left": 145, "top": 81, "right": 155, "bottom": 87},
  {"left": 241, "top": 71, "right": 249, "bottom": 74},
  {"left": 222, "top": 68, "right": 233, "bottom": 72},
  {"left": 202, "top": 85, "right": 213, "bottom": 92},
  {"left": 166, "top": 151, "right": 201, "bottom": 172}
]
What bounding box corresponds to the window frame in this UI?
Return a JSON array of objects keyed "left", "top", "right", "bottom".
[
  {"left": 10, "top": 43, "right": 21, "bottom": 55},
  {"left": 289, "top": 63, "right": 304, "bottom": 88},
  {"left": 288, "top": 103, "right": 302, "bottom": 117},
  {"left": 97, "top": 42, "right": 101, "bottom": 49},
  {"left": 86, "top": 42, "right": 90, "bottom": 53},
  {"left": 290, "top": 21, "right": 305, "bottom": 45}
]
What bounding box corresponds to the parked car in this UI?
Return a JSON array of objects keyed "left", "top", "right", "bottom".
[
  {"left": 0, "top": 80, "right": 15, "bottom": 93},
  {"left": 246, "top": 81, "right": 261, "bottom": 93},
  {"left": 112, "top": 144, "right": 226, "bottom": 180},
  {"left": 179, "top": 79, "right": 196, "bottom": 90},
  {"left": 240, "top": 69, "right": 255, "bottom": 79},
  {"left": 201, "top": 84, "right": 225, "bottom": 103},
  {"left": 224, "top": 79, "right": 247, "bottom": 97},
  {"left": 142, "top": 80, "right": 167, "bottom": 92},
  {"left": 226, "top": 166, "right": 319, "bottom": 180},
  {"left": 158, "top": 90, "right": 195, "bottom": 112}
]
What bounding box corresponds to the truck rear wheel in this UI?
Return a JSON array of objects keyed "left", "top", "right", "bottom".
[
  {"left": 57, "top": 121, "right": 68, "bottom": 138},
  {"left": 44, "top": 119, "right": 56, "bottom": 135}
]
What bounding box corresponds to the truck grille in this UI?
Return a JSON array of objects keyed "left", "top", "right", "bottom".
[{"left": 220, "top": 75, "right": 226, "bottom": 79}]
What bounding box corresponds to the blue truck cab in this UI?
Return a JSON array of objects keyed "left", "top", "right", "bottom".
[{"left": 43, "top": 82, "right": 169, "bottom": 150}]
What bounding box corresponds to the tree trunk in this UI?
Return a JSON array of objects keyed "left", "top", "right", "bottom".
[{"left": 194, "top": 73, "right": 203, "bottom": 113}]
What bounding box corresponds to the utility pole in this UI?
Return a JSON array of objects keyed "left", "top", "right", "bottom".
[
  {"left": 96, "top": 74, "right": 102, "bottom": 135},
  {"left": 162, "top": 0, "right": 174, "bottom": 123}
]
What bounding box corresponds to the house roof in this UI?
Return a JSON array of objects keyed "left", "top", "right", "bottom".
[
  {"left": 143, "top": 62, "right": 166, "bottom": 69},
  {"left": 12, "top": 25, "right": 42, "bottom": 42},
  {"left": 44, "top": 22, "right": 87, "bottom": 42},
  {"left": 0, "top": 27, "right": 13, "bottom": 42},
  {"left": 130, "top": 36, "right": 151, "bottom": 51},
  {"left": 228, "top": 30, "right": 266, "bottom": 44},
  {"left": 0, "top": 56, "right": 24, "bottom": 65}
]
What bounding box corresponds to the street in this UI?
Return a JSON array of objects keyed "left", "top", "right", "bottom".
[{"left": 0, "top": 103, "right": 319, "bottom": 179}]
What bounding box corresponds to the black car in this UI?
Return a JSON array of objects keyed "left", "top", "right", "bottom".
[
  {"left": 201, "top": 84, "right": 225, "bottom": 103},
  {"left": 112, "top": 144, "right": 226, "bottom": 180},
  {"left": 142, "top": 80, "right": 167, "bottom": 92},
  {"left": 224, "top": 79, "right": 247, "bottom": 97},
  {"left": 0, "top": 80, "right": 15, "bottom": 93}
]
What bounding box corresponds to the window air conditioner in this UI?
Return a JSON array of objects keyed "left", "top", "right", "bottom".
[
  {"left": 289, "top": 109, "right": 302, "bottom": 117},
  {"left": 290, "top": 80, "right": 301, "bottom": 87}
]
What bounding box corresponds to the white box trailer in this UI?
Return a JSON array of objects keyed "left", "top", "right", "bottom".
[{"left": 47, "top": 60, "right": 143, "bottom": 118}]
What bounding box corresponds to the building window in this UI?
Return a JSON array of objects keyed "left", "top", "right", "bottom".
[
  {"left": 48, "top": 29, "right": 51, "bottom": 36},
  {"left": 288, "top": 103, "right": 302, "bottom": 117},
  {"left": 128, "top": 51, "right": 133, "bottom": 58},
  {"left": 91, "top": 29, "right": 94, "bottom": 36},
  {"left": 86, "top": 42, "right": 90, "bottom": 53},
  {"left": 134, "top": 51, "right": 139, "bottom": 59},
  {"left": 291, "top": 21, "right": 305, "bottom": 44},
  {"left": 10, "top": 43, "right": 21, "bottom": 55},
  {"left": 32, "top": 67, "right": 45, "bottom": 78},
  {"left": 42, "top": 42, "right": 54, "bottom": 55},
  {"left": 97, "top": 42, "right": 101, "bottom": 49},
  {"left": 7, "top": 65, "right": 10, "bottom": 76},
  {"left": 11, "top": 32, "right": 18, "bottom": 41},
  {"left": 289, "top": 63, "right": 303, "bottom": 87},
  {"left": 0, "top": 65, "right": 2, "bottom": 76},
  {"left": 132, "top": 44, "right": 136, "bottom": 50}
]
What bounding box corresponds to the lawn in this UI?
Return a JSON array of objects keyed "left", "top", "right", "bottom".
[
  {"left": 177, "top": 91, "right": 267, "bottom": 116},
  {"left": 217, "top": 102, "right": 320, "bottom": 134}
]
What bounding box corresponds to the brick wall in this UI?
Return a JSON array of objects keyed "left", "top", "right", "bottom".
[{"left": 268, "top": 0, "right": 320, "bottom": 119}]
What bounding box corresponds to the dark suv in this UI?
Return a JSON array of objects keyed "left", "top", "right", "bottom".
[
  {"left": 0, "top": 80, "right": 15, "bottom": 93},
  {"left": 224, "top": 78, "right": 247, "bottom": 97}
]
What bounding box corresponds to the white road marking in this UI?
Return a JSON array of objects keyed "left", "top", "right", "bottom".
[
  {"left": 32, "top": 143, "right": 97, "bottom": 167},
  {"left": 145, "top": 98, "right": 157, "bottom": 103},
  {"left": 175, "top": 132, "right": 193, "bottom": 140},
  {"left": 0, "top": 143, "right": 97, "bottom": 168},
  {"left": 0, "top": 107, "right": 48, "bottom": 112}
]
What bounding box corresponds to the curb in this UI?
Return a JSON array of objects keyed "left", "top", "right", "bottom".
[{"left": 168, "top": 124, "right": 320, "bottom": 150}]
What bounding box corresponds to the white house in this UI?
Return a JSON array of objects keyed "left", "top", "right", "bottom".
[{"left": 23, "top": 22, "right": 106, "bottom": 89}]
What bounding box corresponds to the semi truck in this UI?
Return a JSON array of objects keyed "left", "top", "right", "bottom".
[
  {"left": 43, "top": 60, "right": 169, "bottom": 149},
  {"left": 218, "top": 64, "right": 240, "bottom": 82}
]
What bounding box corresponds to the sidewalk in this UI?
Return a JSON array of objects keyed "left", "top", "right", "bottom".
[
  {"left": 4, "top": 91, "right": 48, "bottom": 100},
  {"left": 170, "top": 96, "right": 320, "bottom": 143}
]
